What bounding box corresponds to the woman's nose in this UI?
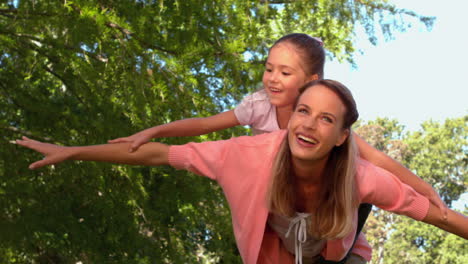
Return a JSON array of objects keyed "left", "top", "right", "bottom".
[{"left": 303, "top": 117, "right": 317, "bottom": 130}]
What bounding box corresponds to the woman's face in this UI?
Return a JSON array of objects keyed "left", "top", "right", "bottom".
[{"left": 287, "top": 85, "right": 350, "bottom": 164}]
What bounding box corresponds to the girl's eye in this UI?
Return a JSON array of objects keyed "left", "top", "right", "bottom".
[
  {"left": 297, "top": 108, "right": 308, "bottom": 114},
  {"left": 282, "top": 72, "right": 291, "bottom": 76},
  {"left": 265, "top": 68, "right": 272, "bottom": 72}
]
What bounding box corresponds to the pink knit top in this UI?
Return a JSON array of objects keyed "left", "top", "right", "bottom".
[{"left": 168, "top": 130, "right": 429, "bottom": 264}]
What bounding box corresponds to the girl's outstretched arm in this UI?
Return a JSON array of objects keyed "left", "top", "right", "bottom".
[
  {"left": 16, "top": 136, "right": 169, "bottom": 169},
  {"left": 353, "top": 132, "right": 448, "bottom": 218},
  {"left": 422, "top": 202, "right": 468, "bottom": 239},
  {"left": 109, "top": 110, "right": 240, "bottom": 152}
]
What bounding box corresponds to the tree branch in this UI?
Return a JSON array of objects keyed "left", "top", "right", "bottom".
[
  {"left": 2, "top": 125, "right": 53, "bottom": 142},
  {"left": 0, "top": 81, "right": 27, "bottom": 111},
  {"left": 355, "top": 0, "right": 433, "bottom": 20},
  {"left": 0, "top": 8, "right": 58, "bottom": 17},
  {"left": 258, "top": 0, "right": 292, "bottom": 3},
  {"left": 104, "top": 21, "right": 177, "bottom": 55},
  {"left": 41, "top": 65, "right": 87, "bottom": 106}
]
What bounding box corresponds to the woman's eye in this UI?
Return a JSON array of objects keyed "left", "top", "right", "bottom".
[
  {"left": 297, "top": 108, "right": 308, "bottom": 114},
  {"left": 322, "top": 116, "right": 333, "bottom": 123}
]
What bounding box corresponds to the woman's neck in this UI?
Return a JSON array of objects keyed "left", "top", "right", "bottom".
[
  {"left": 275, "top": 105, "right": 294, "bottom": 129},
  {"left": 292, "top": 156, "right": 328, "bottom": 184},
  {"left": 293, "top": 159, "right": 327, "bottom": 212}
]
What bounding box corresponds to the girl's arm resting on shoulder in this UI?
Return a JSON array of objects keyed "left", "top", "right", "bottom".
[
  {"left": 16, "top": 136, "right": 169, "bottom": 169},
  {"left": 353, "top": 132, "right": 447, "bottom": 217},
  {"left": 150, "top": 110, "right": 240, "bottom": 137},
  {"left": 109, "top": 110, "right": 240, "bottom": 152},
  {"left": 422, "top": 202, "right": 468, "bottom": 239}
]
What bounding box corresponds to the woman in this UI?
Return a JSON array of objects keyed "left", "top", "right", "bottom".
[{"left": 17, "top": 80, "right": 467, "bottom": 264}]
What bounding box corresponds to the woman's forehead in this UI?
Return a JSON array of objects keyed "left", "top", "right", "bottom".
[{"left": 298, "top": 85, "right": 346, "bottom": 115}]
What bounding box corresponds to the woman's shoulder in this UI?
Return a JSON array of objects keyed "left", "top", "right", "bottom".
[
  {"left": 231, "top": 130, "right": 287, "bottom": 148},
  {"left": 355, "top": 158, "right": 391, "bottom": 195},
  {"left": 356, "top": 158, "right": 389, "bottom": 177}
]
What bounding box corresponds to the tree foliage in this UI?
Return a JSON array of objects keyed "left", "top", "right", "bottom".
[
  {"left": 356, "top": 116, "right": 467, "bottom": 264},
  {"left": 0, "top": 0, "right": 444, "bottom": 263}
]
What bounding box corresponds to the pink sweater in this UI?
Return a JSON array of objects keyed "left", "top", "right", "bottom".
[{"left": 168, "top": 130, "right": 429, "bottom": 263}]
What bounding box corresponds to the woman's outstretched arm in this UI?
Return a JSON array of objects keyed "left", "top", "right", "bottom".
[
  {"left": 353, "top": 132, "right": 448, "bottom": 218},
  {"left": 422, "top": 202, "right": 468, "bottom": 239},
  {"left": 361, "top": 160, "right": 466, "bottom": 240},
  {"left": 16, "top": 136, "right": 169, "bottom": 169}
]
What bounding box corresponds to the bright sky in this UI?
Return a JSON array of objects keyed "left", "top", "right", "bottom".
[
  {"left": 326, "top": 0, "right": 467, "bottom": 132},
  {"left": 326, "top": 0, "right": 467, "bottom": 209}
]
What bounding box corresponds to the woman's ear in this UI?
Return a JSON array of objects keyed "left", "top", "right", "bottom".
[{"left": 335, "top": 128, "right": 350, "bottom": 147}]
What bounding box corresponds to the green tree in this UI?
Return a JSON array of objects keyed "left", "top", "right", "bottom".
[
  {"left": 356, "top": 116, "right": 467, "bottom": 264},
  {"left": 355, "top": 118, "right": 409, "bottom": 264},
  {"left": 382, "top": 116, "right": 467, "bottom": 264},
  {"left": 1, "top": 0, "right": 435, "bottom": 263}
]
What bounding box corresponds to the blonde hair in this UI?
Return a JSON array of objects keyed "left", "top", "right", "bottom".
[{"left": 267, "top": 80, "right": 360, "bottom": 239}]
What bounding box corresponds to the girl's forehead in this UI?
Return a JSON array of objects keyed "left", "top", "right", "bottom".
[
  {"left": 268, "top": 43, "right": 306, "bottom": 71},
  {"left": 269, "top": 43, "right": 298, "bottom": 57}
]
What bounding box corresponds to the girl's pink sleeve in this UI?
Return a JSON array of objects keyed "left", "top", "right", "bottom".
[{"left": 234, "top": 93, "right": 256, "bottom": 126}]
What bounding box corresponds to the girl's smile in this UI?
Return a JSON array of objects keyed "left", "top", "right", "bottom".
[{"left": 263, "top": 43, "right": 313, "bottom": 108}]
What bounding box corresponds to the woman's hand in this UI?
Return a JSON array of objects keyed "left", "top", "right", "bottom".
[{"left": 16, "top": 136, "right": 73, "bottom": 169}]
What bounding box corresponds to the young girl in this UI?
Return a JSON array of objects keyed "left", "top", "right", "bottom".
[
  {"left": 16, "top": 80, "right": 467, "bottom": 264},
  {"left": 109, "top": 33, "right": 446, "bottom": 215}
]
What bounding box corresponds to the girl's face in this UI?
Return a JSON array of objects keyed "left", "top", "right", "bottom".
[
  {"left": 263, "top": 43, "right": 315, "bottom": 108},
  {"left": 287, "top": 85, "right": 349, "bottom": 164}
]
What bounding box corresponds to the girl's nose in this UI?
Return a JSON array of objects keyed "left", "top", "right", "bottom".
[{"left": 269, "top": 71, "right": 279, "bottom": 82}]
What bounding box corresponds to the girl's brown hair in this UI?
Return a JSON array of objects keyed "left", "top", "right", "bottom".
[
  {"left": 272, "top": 33, "right": 325, "bottom": 79},
  {"left": 267, "top": 79, "right": 359, "bottom": 239}
]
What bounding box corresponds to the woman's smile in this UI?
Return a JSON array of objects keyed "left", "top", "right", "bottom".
[
  {"left": 296, "top": 133, "right": 319, "bottom": 147},
  {"left": 287, "top": 84, "right": 348, "bottom": 163}
]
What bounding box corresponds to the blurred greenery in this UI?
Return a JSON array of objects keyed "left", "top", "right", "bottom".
[{"left": 356, "top": 116, "right": 467, "bottom": 264}]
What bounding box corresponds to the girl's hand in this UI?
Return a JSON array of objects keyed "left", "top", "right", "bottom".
[
  {"left": 108, "top": 131, "right": 152, "bottom": 153},
  {"left": 16, "top": 136, "right": 72, "bottom": 169},
  {"left": 426, "top": 187, "right": 449, "bottom": 220},
  {"left": 423, "top": 202, "right": 468, "bottom": 239}
]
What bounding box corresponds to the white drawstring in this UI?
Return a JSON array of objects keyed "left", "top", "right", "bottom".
[{"left": 285, "top": 213, "right": 309, "bottom": 264}]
